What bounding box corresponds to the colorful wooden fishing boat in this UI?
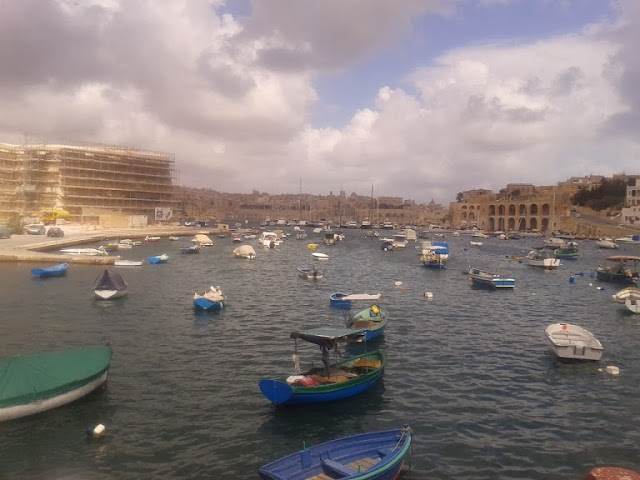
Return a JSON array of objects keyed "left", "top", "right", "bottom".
[
  {"left": 596, "top": 256, "right": 640, "bottom": 284},
  {"left": 259, "top": 327, "right": 384, "bottom": 406},
  {"left": 193, "top": 286, "right": 226, "bottom": 310},
  {"left": 258, "top": 425, "right": 413, "bottom": 480},
  {"left": 420, "top": 242, "right": 449, "bottom": 269},
  {"left": 30, "top": 263, "right": 69, "bottom": 278},
  {"left": 345, "top": 304, "right": 388, "bottom": 342},
  {"left": 148, "top": 253, "right": 169, "bottom": 264},
  {"left": 554, "top": 242, "right": 579, "bottom": 259},
  {"left": 0, "top": 345, "right": 112, "bottom": 422}
]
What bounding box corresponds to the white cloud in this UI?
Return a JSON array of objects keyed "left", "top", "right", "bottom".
[{"left": 0, "top": 0, "right": 638, "bottom": 204}]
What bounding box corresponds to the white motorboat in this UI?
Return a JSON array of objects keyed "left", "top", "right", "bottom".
[
  {"left": 525, "top": 249, "right": 561, "bottom": 269},
  {"left": 114, "top": 260, "right": 143, "bottom": 266},
  {"left": 612, "top": 287, "right": 640, "bottom": 314},
  {"left": 545, "top": 323, "right": 603, "bottom": 361},
  {"left": 60, "top": 248, "right": 107, "bottom": 256},
  {"left": 258, "top": 231, "right": 281, "bottom": 248},
  {"left": 233, "top": 245, "right": 256, "bottom": 259},
  {"left": 596, "top": 238, "right": 619, "bottom": 249},
  {"left": 469, "top": 241, "right": 483, "bottom": 247},
  {"left": 311, "top": 252, "right": 329, "bottom": 260},
  {"left": 192, "top": 234, "right": 213, "bottom": 246}
]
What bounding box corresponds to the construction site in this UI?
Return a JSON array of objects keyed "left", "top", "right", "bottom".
[{"left": 0, "top": 142, "right": 180, "bottom": 224}]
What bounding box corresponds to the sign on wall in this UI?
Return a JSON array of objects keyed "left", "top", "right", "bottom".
[{"left": 154, "top": 207, "right": 173, "bottom": 221}]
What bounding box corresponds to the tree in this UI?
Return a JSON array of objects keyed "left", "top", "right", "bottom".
[{"left": 456, "top": 192, "right": 464, "bottom": 202}]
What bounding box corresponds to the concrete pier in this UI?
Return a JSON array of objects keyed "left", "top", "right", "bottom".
[{"left": 0, "top": 225, "right": 229, "bottom": 265}]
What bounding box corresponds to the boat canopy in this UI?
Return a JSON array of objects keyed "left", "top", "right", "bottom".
[
  {"left": 94, "top": 269, "right": 127, "bottom": 290},
  {"left": 0, "top": 346, "right": 112, "bottom": 407},
  {"left": 606, "top": 255, "right": 640, "bottom": 262},
  {"left": 290, "top": 326, "right": 366, "bottom": 348}
]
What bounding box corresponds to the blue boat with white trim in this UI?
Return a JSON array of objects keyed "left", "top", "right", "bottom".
[{"left": 258, "top": 425, "right": 413, "bottom": 480}]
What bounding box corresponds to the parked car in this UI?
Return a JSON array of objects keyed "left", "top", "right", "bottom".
[
  {"left": 47, "top": 226, "right": 64, "bottom": 237},
  {"left": 0, "top": 224, "right": 11, "bottom": 239},
  {"left": 25, "top": 224, "right": 46, "bottom": 235}
]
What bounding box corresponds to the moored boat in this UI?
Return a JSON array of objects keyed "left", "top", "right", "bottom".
[
  {"left": 468, "top": 267, "right": 515, "bottom": 290},
  {"left": 233, "top": 244, "right": 256, "bottom": 259},
  {"left": 596, "top": 238, "right": 619, "bottom": 249},
  {"left": 312, "top": 252, "right": 329, "bottom": 261},
  {"left": 298, "top": 264, "right": 323, "bottom": 279},
  {"left": 258, "top": 326, "right": 384, "bottom": 406},
  {"left": 258, "top": 425, "right": 413, "bottom": 480},
  {"left": 545, "top": 323, "right": 603, "bottom": 361},
  {"left": 554, "top": 241, "right": 579, "bottom": 259},
  {"left": 179, "top": 245, "right": 201, "bottom": 254},
  {"left": 420, "top": 242, "right": 449, "bottom": 269},
  {"left": 0, "top": 345, "right": 112, "bottom": 422},
  {"left": 345, "top": 304, "right": 388, "bottom": 342},
  {"left": 193, "top": 286, "right": 226, "bottom": 310},
  {"left": 60, "top": 248, "right": 107, "bottom": 256},
  {"left": 148, "top": 253, "right": 169, "bottom": 264},
  {"left": 595, "top": 255, "right": 640, "bottom": 284},
  {"left": 31, "top": 263, "right": 69, "bottom": 278},
  {"left": 94, "top": 269, "right": 128, "bottom": 300},
  {"left": 526, "top": 249, "right": 561, "bottom": 269},
  {"left": 114, "top": 260, "right": 143, "bottom": 267},
  {"left": 329, "top": 292, "right": 382, "bottom": 309}
]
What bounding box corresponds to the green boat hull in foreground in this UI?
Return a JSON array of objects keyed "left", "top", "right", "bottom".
[{"left": 0, "top": 346, "right": 112, "bottom": 422}]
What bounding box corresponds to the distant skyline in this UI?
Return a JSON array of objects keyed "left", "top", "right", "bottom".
[{"left": 1, "top": 1, "right": 639, "bottom": 204}]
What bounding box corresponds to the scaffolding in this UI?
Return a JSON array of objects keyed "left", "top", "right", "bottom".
[{"left": 0, "top": 142, "right": 180, "bottom": 222}]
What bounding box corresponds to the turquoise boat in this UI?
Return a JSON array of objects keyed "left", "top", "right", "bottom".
[
  {"left": 0, "top": 346, "right": 112, "bottom": 422},
  {"left": 345, "top": 304, "right": 388, "bottom": 342}
]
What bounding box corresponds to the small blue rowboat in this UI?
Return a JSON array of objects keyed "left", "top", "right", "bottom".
[
  {"left": 31, "top": 263, "right": 69, "bottom": 278},
  {"left": 329, "top": 292, "right": 382, "bottom": 309},
  {"left": 180, "top": 245, "right": 200, "bottom": 254},
  {"left": 148, "top": 253, "right": 169, "bottom": 264},
  {"left": 259, "top": 327, "right": 384, "bottom": 406},
  {"left": 258, "top": 425, "right": 413, "bottom": 480}
]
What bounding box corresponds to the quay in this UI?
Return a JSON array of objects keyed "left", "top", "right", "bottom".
[{"left": 0, "top": 225, "right": 230, "bottom": 265}]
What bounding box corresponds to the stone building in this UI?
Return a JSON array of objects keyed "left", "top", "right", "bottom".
[
  {"left": 449, "top": 183, "right": 572, "bottom": 232},
  {"left": 621, "top": 176, "right": 640, "bottom": 225}
]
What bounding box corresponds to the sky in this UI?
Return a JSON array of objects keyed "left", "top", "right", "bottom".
[{"left": 0, "top": 0, "right": 638, "bottom": 205}]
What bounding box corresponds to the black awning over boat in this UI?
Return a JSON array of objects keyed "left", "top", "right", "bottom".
[
  {"left": 290, "top": 326, "right": 366, "bottom": 348},
  {"left": 94, "top": 269, "right": 127, "bottom": 291}
]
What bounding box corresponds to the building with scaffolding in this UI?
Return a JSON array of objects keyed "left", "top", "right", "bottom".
[{"left": 0, "top": 142, "right": 179, "bottom": 223}]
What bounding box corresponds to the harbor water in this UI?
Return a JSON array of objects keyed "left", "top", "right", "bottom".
[{"left": 1, "top": 232, "right": 639, "bottom": 479}]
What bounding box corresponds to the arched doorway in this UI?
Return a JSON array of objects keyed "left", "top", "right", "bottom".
[
  {"left": 498, "top": 205, "right": 506, "bottom": 215},
  {"left": 519, "top": 204, "right": 527, "bottom": 215},
  {"left": 489, "top": 217, "right": 495, "bottom": 230},
  {"left": 509, "top": 204, "right": 516, "bottom": 216},
  {"left": 530, "top": 218, "right": 538, "bottom": 230},
  {"left": 498, "top": 217, "right": 505, "bottom": 230},
  {"left": 489, "top": 205, "right": 496, "bottom": 215},
  {"left": 508, "top": 218, "right": 515, "bottom": 230},
  {"left": 541, "top": 218, "right": 549, "bottom": 231},
  {"left": 518, "top": 218, "right": 527, "bottom": 231},
  {"left": 542, "top": 203, "right": 550, "bottom": 215},
  {"left": 530, "top": 204, "right": 538, "bottom": 215}
]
